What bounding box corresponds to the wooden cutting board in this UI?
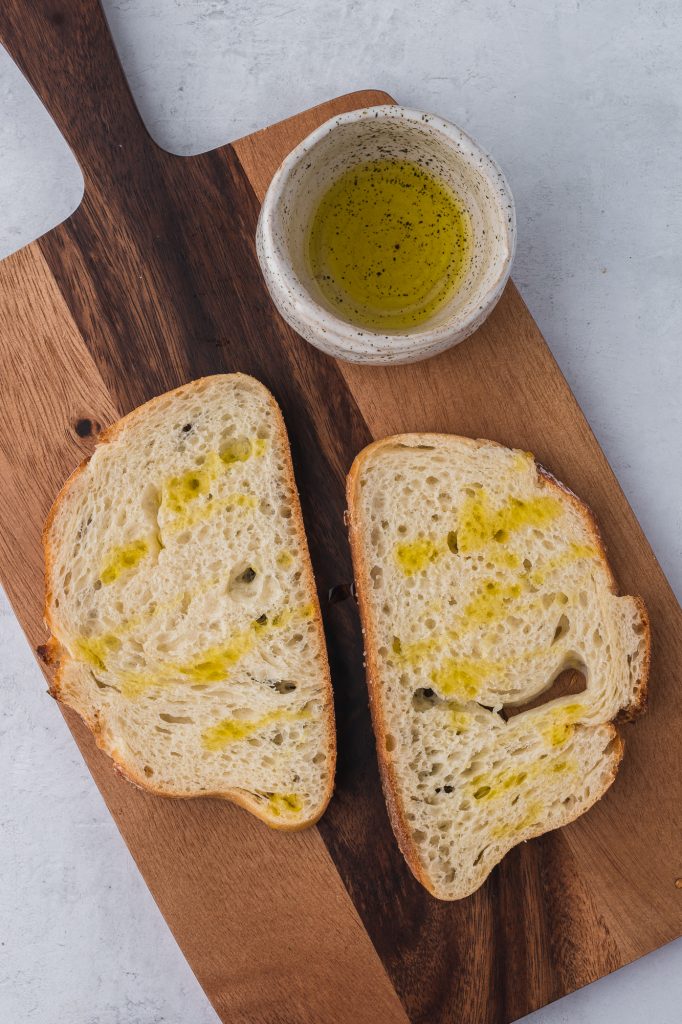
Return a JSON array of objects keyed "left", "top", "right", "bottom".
[{"left": 1, "top": 3, "right": 680, "bottom": 1022}]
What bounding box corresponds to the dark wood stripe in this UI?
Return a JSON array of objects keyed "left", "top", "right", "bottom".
[
  {"left": 2, "top": 5, "right": 486, "bottom": 1017},
  {"left": 2, "top": 3, "right": 681, "bottom": 1024},
  {"left": 36, "top": 124, "right": 519, "bottom": 1024},
  {"left": 0, "top": 3, "right": 411, "bottom": 1021},
  {"left": 37, "top": 81, "right": 431, "bottom": 1005},
  {"left": 0, "top": 239, "right": 410, "bottom": 1024}
]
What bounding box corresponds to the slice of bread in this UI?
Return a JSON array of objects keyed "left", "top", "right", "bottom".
[
  {"left": 44, "top": 374, "right": 335, "bottom": 829},
  {"left": 346, "top": 434, "right": 650, "bottom": 898}
]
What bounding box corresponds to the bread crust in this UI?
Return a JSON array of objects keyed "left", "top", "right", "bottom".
[
  {"left": 535, "top": 464, "right": 651, "bottom": 719},
  {"left": 43, "top": 374, "right": 336, "bottom": 830},
  {"left": 346, "top": 433, "right": 651, "bottom": 897}
]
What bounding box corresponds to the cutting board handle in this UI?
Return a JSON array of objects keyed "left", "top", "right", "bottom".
[{"left": 0, "top": 0, "right": 155, "bottom": 192}]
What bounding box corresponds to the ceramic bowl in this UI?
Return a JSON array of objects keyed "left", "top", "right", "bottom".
[{"left": 256, "top": 105, "right": 515, "bottom": 365}]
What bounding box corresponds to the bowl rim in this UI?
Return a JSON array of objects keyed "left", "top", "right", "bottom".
[{"left": 256, "top": 104, "right": 516, "bottom": 358}]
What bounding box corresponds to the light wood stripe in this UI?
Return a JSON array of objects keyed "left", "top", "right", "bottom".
[
  {"left": 0, "top": 0, "right": 679, "bottom": 1015},
  {"left": 234, "top": 88, "right": 682, "bottom": 1015},
  {"left": 0, "top": 242, "right": 409, "bottom": 1024}
]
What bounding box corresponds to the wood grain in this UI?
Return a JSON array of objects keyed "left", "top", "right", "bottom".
[
  {"left": 0, "top": 244, "right": 407, "bottom": 1024},
  {"left": 0, "top": 2, "right": 680, "bottom": 1022},
  {"left": 237, "top": 91, "right": 682, "bottom": 1018}
]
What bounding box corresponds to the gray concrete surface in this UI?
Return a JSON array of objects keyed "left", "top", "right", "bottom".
[{"left": 1, "top": 2, "right": 680, "bottom": 1020}]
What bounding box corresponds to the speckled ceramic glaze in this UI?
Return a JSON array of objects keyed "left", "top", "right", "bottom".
[{"left": 256, "top": 105, "right": 516, "bottom": 365}]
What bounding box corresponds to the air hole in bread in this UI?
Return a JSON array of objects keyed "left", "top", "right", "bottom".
[
  {"left": 552, "top": 614, "right": 571, "bottom": 644},
  {"left": 269, "top": 679, "right": 297, "bottom": 694},
  {"left": 385, "top": 734, "right": 397, "bottom": 752},
  {"left": 159, "top": 713, "right": 193, "bottom": 724},
  {"left": 92, "top": 675, "right": 120, "bottom": 693},
  {"left": 500, "top": 664, "right": 586, "bottom": 720},
  {"left": 412, "top": 688, "right": 442, "bottom": 711}
]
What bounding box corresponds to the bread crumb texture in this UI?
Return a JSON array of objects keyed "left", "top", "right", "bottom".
[
  {"left": 350, "top": 436, "right": 648, "bottom": 898},
  {"left": 45, "top": 375, "right": 334, "bottom": 826}
]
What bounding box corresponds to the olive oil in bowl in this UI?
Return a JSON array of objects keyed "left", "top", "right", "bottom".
[
  {"left": 307, "top": 159, "right": 472, "bottom": 332},
  {"left": 257, "top": 105, "right": 516, "bottom": 363}
]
